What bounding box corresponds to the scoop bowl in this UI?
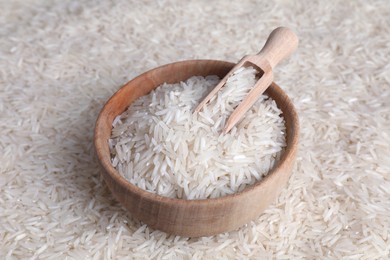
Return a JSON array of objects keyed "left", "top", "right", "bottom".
[{"left": 94, "top": 60, "right": 299, "bottom": 237}]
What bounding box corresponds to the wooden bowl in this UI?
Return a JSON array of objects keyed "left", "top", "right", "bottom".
[{"left": 94, "top": 60, "right": 299, "bottom": 237}]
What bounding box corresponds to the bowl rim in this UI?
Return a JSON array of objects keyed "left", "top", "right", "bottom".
[{"left": 94, "top": 59, "right": 299, "bottom": 206}]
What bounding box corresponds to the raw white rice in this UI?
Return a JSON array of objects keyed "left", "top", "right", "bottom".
[
  {"left": 109, "top": 67, "right": 286, "bottom": 199},
  {"left": 3, "top": 0, "right": 389, "bottom": 257}
]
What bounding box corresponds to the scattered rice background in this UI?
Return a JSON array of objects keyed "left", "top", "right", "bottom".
[{"left": 1, "top": 0, "right": 389, "bottom": 258}]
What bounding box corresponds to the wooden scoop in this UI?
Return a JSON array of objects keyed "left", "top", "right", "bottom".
[{"left": 194, "top": 27, "right": 298, "bottom": 133}]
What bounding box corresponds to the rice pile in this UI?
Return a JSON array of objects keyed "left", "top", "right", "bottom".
[{"left": 109, "top": 67, "right": 286, "bottom": 199}]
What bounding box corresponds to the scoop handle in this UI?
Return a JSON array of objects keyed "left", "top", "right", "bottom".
[{"left": 257, "top": 27, "right": 298, "bottom": 69}]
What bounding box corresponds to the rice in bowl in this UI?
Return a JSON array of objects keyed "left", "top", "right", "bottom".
[{"left": 109, "top": 67, "right": 286, "bottom": 200}]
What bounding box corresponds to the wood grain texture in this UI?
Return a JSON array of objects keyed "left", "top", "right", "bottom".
[{"left": 94, "top": 60, "right": 299, "bottom": 237}]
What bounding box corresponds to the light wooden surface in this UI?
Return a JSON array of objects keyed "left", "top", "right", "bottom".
[
  {"left": 194, "top": 27, "right": 298, "bottom": 133},
  {"left": 94, "top": 60, "right": 299, "bottom": 237}
]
